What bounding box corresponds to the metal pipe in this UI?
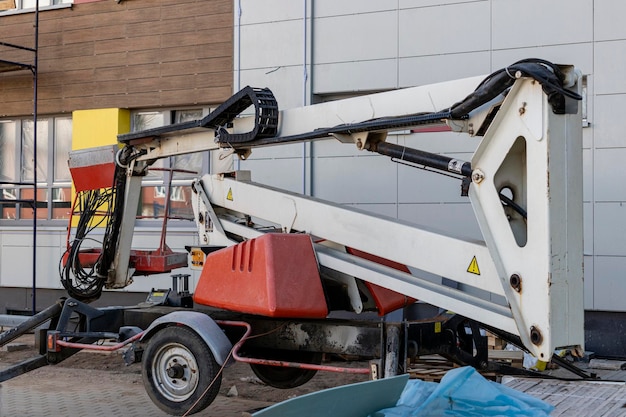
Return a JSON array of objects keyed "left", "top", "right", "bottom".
[
  {"left": 217, "top": 320, "right": 371, "bottom": 375},
  {"left": 32, "top": 0, "right": 39, "bottom": 315},
  {"left": 0, "top": 355, "right": 48, "bottom": 383},
  {"left": 0, "top": 299, "right": 64, "bottom": 348},
  {"left": 301, "top": 0, "right": 309, "bottom": 196},
  {"left": 373, "top": 141, "right": 472, "bottom": 178},
  {"left": 54, "top": 331, "right": 144, "bottom": 352},
  {"left": 0, "top": 315, "right": 44, "bottom": 328},
  {"left": 234, "top": 0, "right": 242, "bottom": 171}
]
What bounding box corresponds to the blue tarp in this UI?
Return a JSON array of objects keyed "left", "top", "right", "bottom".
[
  {"left": 371, "top": 366, "right": 554, "bottom": 417},
  {"left": 252, "top": 366, "right": 554, "bottom": 417}
]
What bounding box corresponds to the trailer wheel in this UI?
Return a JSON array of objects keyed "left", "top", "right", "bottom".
[
  {"left": 250, "top": 350, "right": 322, "bottom": 389},
  {"left": 142, "top": 326, "right": 221, "bottom": 416}
]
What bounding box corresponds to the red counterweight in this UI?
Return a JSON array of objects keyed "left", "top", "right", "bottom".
[{"left": 193, "top": 234, "right": 329, "bottom": 318}]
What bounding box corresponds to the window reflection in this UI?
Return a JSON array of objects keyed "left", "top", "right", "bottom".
[{"left": 139, "top": 185, "right": 194, "bottom": 220}]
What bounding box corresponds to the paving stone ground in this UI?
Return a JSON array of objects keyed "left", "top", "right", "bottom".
[{"left": 0, "top": 365, "right": 274, "bottom": 417}]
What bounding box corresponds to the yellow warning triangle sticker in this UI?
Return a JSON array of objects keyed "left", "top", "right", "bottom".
[
  {"left": 467, "top": 256, "right": 480, "bottom": 275},
  {"left": 226, "top": 188, "right": 233, "bottom": 201}
]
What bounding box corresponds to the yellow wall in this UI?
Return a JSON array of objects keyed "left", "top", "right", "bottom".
[
  {"left": 70, "top": 108, "right": 130, "bottom": 227},
  {"left": 72, "top": 108, "right": 130, "bottom": 150}
]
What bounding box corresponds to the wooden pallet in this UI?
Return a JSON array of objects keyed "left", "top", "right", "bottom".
[
  {"left": 407, "top": 367, "right": 451, "bottom": 382},
  {"left": 406, "top": 352, "right": 523, "bottom": 382},
  {"left": 486, "top": 331, "right": 507, "bottom": 350},
  {"left": 406, "top": 356, "right": 455, "bottom": 381},
  {"left": 488, "top": 349, "right": 524, "bottom": 368}
]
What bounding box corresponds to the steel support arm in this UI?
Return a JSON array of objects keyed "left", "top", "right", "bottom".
[
  {"left": 191, "top": 73, "right": 584, "bottom": 360},
  {"left": 107, "top": 63, "right": 583, "bottom": 361}
]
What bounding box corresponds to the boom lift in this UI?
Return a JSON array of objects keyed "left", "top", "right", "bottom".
[{"left": 1, "top": 59, "right": 586, "bottom": 415}]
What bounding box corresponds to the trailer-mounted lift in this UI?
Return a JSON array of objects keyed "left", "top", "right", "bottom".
[{"left": 0, "top": 59, "right": 590, "bottom": 415}]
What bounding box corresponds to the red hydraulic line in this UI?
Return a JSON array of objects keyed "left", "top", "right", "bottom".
[
  {"left": 54, "top": 331, "right": 144, "bottom": 352},
  {"left": 216, "top": 320, "right": 371, "bottom": 375}
]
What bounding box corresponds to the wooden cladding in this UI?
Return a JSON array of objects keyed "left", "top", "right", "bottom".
[{"left": 0, "top": 0, "right": 233, "bottom": 116}]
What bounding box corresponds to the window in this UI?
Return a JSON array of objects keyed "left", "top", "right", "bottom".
[
  {"left": 0, "top": 116, "right": 72, "bottom": 221},
  {"left": 0, "top": 0, "right": 72, "bottom": 13},
  {"left": 132, "top": 108, "right": 209, "bottom": 221}
]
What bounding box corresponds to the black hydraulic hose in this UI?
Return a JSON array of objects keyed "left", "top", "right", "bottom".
[
  {"left": 449, "top": 59, "right": 582, "bottom": 119},
  {"left": 372, "top": 141, "right": 472, "bottom": 178},
  {"left": 499, "top": 193, "right": 527, "bottom": 219},
  {"left": 97, "top": 163, "right": 127, "bottom": 278}
]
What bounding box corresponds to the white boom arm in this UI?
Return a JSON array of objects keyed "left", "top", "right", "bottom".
[{"left": 110, "top": 63, "right": 584, "bottom": 360}]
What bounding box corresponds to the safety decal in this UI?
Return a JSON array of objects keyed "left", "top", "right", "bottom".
[
  {"left": 467, "top": 256, "right": 480, "bottom": 275},
  {"left": 226, "top": 188, "right": 233, "bottom": 201}
]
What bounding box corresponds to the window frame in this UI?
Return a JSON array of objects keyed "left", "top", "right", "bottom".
[
  {"left": 0, "top": 0, "right": 72, "bottom": 16},
  {"left": 131, "top": 107, "right": 211, "bottom": 227},
  {"left": 0, "top": 115, "right": 72, "bottom": 224}
]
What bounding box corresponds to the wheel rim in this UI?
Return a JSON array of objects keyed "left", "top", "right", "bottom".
[{"left": 151, "top": 342, "right": 200, "bottom": 402}]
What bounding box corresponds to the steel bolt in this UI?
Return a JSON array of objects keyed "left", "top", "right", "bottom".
[
  {"left": 519, "top": 102, "right": 527, "bottom": 116},
  {"left": 471, "top": 169, "right": 485, "bottom": 184}
]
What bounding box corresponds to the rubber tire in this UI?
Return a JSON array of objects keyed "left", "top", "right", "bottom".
[
  {"left": 249, "top": 350, "right": 322, "bottom": 389},
  {"left": 142, "top": 326, "right": 222, "bottom": 416}
]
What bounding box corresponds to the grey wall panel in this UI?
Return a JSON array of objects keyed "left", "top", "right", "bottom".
[
  {"left": 594, "top": 40, "right": 626, "bottom": 95},
  {"left": 239, "top": 157, "right": 305, "bottom": 194},
  {"left": 584, "top": 255, "right": 594, "bottom": 309},
  {"left": 312, "top": 155, "right": 397, "bottom": 203},
  {"left": 238, "top": 67, "right": 308, "bottom": 110},
  {"left": 491, "top": 43, "right": 593, "bottom": 75},
  {"left": 402, "top": 132, "right": 480, "bottom": 157},
  {"left": 584, "top": 74, "right": 595, "bottom": 135},
  {"left": 583, "top": 148, "right": 592, "bottom": 202},
  {"left": 397, "top": 202, "right": 481, "bottom": 241},
  {"left": 492, "top": 0, "right": 592, "bottom": 50},
  {"left": 398, "top": 2, "right": 490, "bottom": 57},
  {"left": 397, "top": 160, "right": 471, "bottom": 204},
  {"left": 2, "top": 246, "right": 38, "bottom": 288},
  {"left": 399, "top": 0, "right": 481, "bottom": 8},
  {"left": 315, "top": 0, "right": 397, "bottom": 17},
  {"left": 245, "top": 143, "right": 305, "bottom": 160},
  {"left": 0, "top": 230, "right": 65, "bottom": 289},
  {"left": 344, "top": 203, "right": 399, "bottom": 218},
  {"left": 583, "top": 124, "right": 593, "bottom": 150},
  {"left": 313, "top": 11, "right": 398, "bottom": 64},
  {"left": 594, "top": 0, "right": 626, "bottom": 41},
  {"left": 593, "top": 203, "right": 626, "bottom": 256},
  {"left": 399, "top": 52, "right": 491, "bottom": 88},
  {"left": 584, "top": 201, "right": 593, "bottom": 256},
  {"left": 593, "top": 94, "right": 626, "bottom": 149},
  {"left": 313, "top": 60, "right": 398, "bottom": 94},
  {"left": 240, "top": 20, "right": 305, "bottom": 69},
  {"left": 593, "top": 256, "right": 626, "bottom": 311},
  {"left": 313, "top": 137, "right": 388, "bottom": 158},
  {"left": 239, "top": 0, "right": 305, "bottom": 25},
  {"left": 594, "top": 148, "right": 626, "bottom": 202}
]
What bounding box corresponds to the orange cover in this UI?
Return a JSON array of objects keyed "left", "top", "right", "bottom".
[
  {"left": 346, "top": 247, "right": 416, "bottom": 315},
  {"left": 193, "top": 234, "right": 328, "bottom": 318}
]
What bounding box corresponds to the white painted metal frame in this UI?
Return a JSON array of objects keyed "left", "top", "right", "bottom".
[
  {"left": 113, "top": 71, "right": 584, "bottom": 360},
  {"left": 469, "top": 77, "right": 584, "bottom": 360}
]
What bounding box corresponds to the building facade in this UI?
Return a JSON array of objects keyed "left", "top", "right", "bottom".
[
  {"left": 0, "top": 0, "right": 624, "bottom": 355},
  {"left": 0, "top": 0, "right": 233, "bottom": 308},
  {"left": 234, "top": 0, "right": 625, "bottom": 356}
]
